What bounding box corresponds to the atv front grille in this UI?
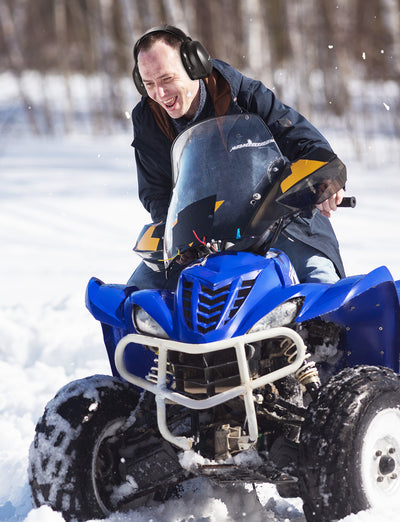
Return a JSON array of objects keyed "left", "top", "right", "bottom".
[
  {"left": 168, "top": 345, "right": 259, "bottom": 398},
  {"left": 181, "top": 277, "right": 256, "bottom": 333}
]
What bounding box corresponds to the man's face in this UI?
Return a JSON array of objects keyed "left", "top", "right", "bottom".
[{"left": 137, "top": 40, "right": 200, "bottom": 119}]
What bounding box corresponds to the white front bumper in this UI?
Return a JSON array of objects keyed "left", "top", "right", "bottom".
[{"left": 115, "top": 327, "right": 306, "bottom": 450}]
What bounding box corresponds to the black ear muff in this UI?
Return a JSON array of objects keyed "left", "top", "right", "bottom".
[
  {"left": 180, "top": 39, "right": 213, "bottom": 80},
  {"left": 132, "top": 25, "right": 212, "bottom": 96},
  {"left": 132, "top": 63, "right": 147, "bottom": 97}
]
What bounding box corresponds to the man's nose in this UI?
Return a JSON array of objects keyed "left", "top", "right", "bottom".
[{"left": 157, "top": 84, "right": 166, "bottom": 98}]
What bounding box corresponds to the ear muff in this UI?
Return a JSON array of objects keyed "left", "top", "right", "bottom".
[
  {"left": 180, "top": 39, "right": 213, "bottom": 80},
  {"left": 132, "top": 25, "right": 212, "bottom": 97},
  {"left": 133, "top": 63, "right": 147, "bottom": 97}
]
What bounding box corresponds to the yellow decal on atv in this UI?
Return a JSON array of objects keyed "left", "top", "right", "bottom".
[
  {"left": 280, "top": 159, "right": 328, "bottom": 193},
  {"left": 214, "top": 200, "right": 224, "bottom": 212},
  {"left": 135, "top": 224, "right": 161, "bottom": 252}
]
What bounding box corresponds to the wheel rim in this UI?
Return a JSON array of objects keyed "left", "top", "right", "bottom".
[
  {"left": 91, "top": 418, "right": 128, "bottom": 516},
  {"left": 360, "top": 407, "right": 400, "bottom": 507}
]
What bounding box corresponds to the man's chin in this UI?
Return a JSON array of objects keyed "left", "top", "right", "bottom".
[
  {"left": 170, "top": 113, "right": 187, "bottom": 120},
  {"left": 167, "top": 107, "right": 185, "bottom": 119}
]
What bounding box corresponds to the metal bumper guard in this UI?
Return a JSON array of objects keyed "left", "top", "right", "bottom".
[{"left": 115, "top": 327, "right": 306, "bottom": 451}]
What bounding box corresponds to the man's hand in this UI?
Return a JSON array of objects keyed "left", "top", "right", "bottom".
[{"left": 316, "top": 188, "right": 345, "bottom": 218}]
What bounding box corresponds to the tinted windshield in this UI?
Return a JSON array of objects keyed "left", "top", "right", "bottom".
[{"left": 164, "top": 114, "right": 286, "bottom": 263}]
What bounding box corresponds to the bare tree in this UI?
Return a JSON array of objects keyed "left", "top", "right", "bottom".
[
  {"left": 241, "top": 0, "right": 269, "bottom": 82},
  {"left": 54, "top": 0, "right": 73, "bottom": 132},
  {"left": 380, "top": 0, "right": 400, "bottom": 79},
  {"left": 0, "top": 0, "right": 40, "bottom": 132},
  {"left": 284, "top": 0, "right": 314, "bottom": 115},
  {"left": 162, "top": 0, "right": 188, "bottom": 30}
]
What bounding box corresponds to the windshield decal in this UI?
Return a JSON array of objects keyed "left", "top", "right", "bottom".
[
  {"left": 281, "top": 159, "right": 327, "bottom": 193},
  {"left": 230, "top": 138, "right": 275, "bottom": 152}
]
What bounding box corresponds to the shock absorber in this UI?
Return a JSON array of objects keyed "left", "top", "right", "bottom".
[{"left": 283, "top": 340, "right": 321, "bottom": 400}]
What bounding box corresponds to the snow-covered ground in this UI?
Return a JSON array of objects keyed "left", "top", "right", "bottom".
[{"left": 1, "top": 121, "right": 399, "bottom": 522}]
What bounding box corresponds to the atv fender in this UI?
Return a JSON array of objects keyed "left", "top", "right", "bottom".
[
  {"left": 299, "top": 266, "right": 400, "bottom": 371},
  {"left": 86, "top": 277, "right": 130, "bottom": 328},
  {"left": 86, "top": 278, "right": 156, "bottom": 379}
]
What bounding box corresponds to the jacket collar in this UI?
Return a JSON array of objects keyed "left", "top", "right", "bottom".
[{"left": 211, "top": 59, "right": 242, "bottom": 100}]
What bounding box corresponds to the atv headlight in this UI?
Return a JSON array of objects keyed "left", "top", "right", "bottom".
[
  {"left": 133, "top": 306, "right": 169, "bottom": 339},
  {"left": 248, "top": 298, "right": 303, "bottom": 333}
]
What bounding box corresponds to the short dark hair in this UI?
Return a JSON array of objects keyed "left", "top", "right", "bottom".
[{"left": 136, "top": 31, "right": 181, "bottom": 55}]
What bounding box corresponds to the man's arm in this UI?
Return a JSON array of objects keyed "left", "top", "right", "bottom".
[
  {"left": 242, "top": 79, "right": 334, "bottom": 161},
  {"left": 131, "top": 102, "right": 174, "bottom": 222},
  {"left": 241, "top": 78, "right": 345, "bottom": 216},
  {"left": 135, "top": 149, "right": 171, "bottom": 222}
]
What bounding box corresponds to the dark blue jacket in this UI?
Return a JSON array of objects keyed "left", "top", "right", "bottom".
[{"left": 131, "top": 59, "right": 345, "bottom": 277}]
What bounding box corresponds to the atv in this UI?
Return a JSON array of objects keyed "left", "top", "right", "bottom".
[{"left": 29, "top": 114, "right": 400, "bottom": 521}]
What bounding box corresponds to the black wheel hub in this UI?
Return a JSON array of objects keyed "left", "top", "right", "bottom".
[{"left": 378, "top": 454, "right": 396, "bottom": 476}]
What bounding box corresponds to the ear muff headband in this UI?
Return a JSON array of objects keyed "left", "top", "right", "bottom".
[{"left": 132, "top": 25, "right": 212, "bottom": 96}]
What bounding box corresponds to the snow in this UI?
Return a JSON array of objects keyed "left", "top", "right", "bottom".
[{"left": 1, "top": 114, "right": 400, "bottom": 521}]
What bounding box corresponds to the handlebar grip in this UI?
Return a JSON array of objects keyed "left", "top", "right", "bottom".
[{"left": 338, "top": 196, "right": 356, "bottom": 208}]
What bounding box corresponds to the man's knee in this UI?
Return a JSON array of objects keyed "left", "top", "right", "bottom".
[
  {"left": 300, "top": 253, "right": 339, "bottom": 284},
  {"left": 274, "top": 235, "right": 339, "bottom": 284}
]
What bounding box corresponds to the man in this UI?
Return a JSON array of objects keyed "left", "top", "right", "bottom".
[{"left": 128, "top": 25, "right": 345, "bottom": 289}]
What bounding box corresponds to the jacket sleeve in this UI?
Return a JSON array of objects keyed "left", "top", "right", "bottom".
[
  {"left": 237, "top": 76, "right": 336, "bottom": 162},
  {"left": 134, "top": 148, "right": 171, "bottom": 222},
  {"left": 131, "top": 103, "right": 173, "bottom": 222}
]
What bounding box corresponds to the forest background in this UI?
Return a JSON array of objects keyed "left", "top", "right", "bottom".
[{"left": 1, "top": 0, "right": 399, "bottom": 162}]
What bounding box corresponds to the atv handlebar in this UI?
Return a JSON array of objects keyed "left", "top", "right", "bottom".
[{"left": 338, "top": 196, "right": 356, "bottom": 208}]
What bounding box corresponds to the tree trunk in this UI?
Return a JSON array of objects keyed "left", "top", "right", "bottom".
[{"left": 0, "top": 0, "right": 40, "bottom": 133}]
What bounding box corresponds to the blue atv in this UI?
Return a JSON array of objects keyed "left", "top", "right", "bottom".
[{"left": 29, "top": 115, "right": 400, "bottom": 521}]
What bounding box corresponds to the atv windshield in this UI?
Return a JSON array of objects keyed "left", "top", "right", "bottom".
[{"left": 164, "top": 114, "right": 345, "bottom": 264}]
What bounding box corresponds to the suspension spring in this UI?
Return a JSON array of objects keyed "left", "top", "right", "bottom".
[{"left": 283, "top": 340, "right": 321, "bottom": 389}]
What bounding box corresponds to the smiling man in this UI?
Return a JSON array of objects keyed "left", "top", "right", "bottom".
[{"left": 128, "top": 25, "right": 345, "bottom": 289}]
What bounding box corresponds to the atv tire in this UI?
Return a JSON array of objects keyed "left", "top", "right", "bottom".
[
  {"left": 28, "top": 375, "right": 153, "bottom": 520},
  {"left": 298, "top": 365, "right": 400, "bottom": 521}
]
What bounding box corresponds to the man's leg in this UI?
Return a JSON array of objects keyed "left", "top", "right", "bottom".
[{"left": 274, "top": 234, "right": 340, "bottom": 284}]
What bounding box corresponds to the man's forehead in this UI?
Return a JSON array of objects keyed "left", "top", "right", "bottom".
[
  {"left": 138, "top": 41, "right": 182, "bottom": 76},
  {"left": 138, "top": 39, "right": 179, "bottom": 60}
]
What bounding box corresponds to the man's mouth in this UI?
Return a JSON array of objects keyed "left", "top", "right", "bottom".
[{"left": 164, "top": 96, "right": 177, "bottom": 110}]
